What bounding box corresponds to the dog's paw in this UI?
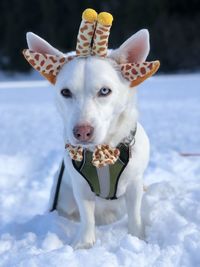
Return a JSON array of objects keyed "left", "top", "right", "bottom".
[
  {"left": 71, "top": 229, "right": 96, "bottom": 249},
  {"left": 72, "top": 239, "right": 95, "bottom": 250},
  {"left": 128, "top": 222, "right": 145, "bottom": 240}
]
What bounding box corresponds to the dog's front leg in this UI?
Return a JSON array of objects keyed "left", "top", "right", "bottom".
[
  {"left": 125, "top": 177, "right": 144, "bottom": 239},
  {"left": 71, "top": 179, "right": 95, "bottom": 249}
]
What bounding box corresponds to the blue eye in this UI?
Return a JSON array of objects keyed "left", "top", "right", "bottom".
[{"left": 98, "top": 87, "right": 112, "bottom": 97}]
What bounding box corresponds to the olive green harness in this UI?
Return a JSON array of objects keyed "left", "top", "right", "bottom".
[
  {"left": 51, "top": 127, "right": 137, "bottom": 211},
  {"left": 72, "top": 142, "right": 130, "bottom": 199}
]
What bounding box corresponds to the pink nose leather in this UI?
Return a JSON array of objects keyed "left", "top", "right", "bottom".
[{"left": 73, "top": 124, "right": 94, "bottom": 142}]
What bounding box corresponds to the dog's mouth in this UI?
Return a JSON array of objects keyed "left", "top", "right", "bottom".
[
  {"left": 66, "top": 139, "right": 97, "bottom": 148},
  {"left": 74, "top": 141, "right": 95, "bottom": 147}
]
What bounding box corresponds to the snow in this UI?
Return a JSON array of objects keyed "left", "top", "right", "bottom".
[{"left": 0, "top": 74, "right": 200, "bottom": 266}]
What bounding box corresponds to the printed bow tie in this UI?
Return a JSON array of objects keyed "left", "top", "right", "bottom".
[{"left": 65, "top": 144, "right": 120, "bottom": 168}]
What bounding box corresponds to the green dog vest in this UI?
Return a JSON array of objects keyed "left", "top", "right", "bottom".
[
  {"left": 72, "top": 142, "right": 130, "bottom": 199},
  {"left": 51, "top": 127, "right": 136, "bottom": 211}
]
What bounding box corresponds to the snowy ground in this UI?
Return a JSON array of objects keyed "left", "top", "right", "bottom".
[{"left": 0, "top": 74, "right": 200, "bottom": 266}]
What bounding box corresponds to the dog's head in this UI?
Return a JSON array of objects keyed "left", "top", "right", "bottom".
[{"left": 23, "top": 9, "right": 159, "bottom": 147}]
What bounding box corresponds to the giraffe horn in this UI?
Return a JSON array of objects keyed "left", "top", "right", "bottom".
[
  {"left": 22, "top": 49, "right": 74, "bottom": 84},
  {"left": 76, "top": 8, "right": 97, "bottom": 56},
  {"left": 120, "top": 60, "right": 160, "bottom": 87},
  {"left": 92, "top": 12, "right": 113, "bottom": 57}
]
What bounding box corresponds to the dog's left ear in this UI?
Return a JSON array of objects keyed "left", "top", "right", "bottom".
[
  {"left": 110, "top": 29, "right": 160, "bottom": 87},
  {"left": 23, "top": 32, "right": 74, "bottom": 84}
]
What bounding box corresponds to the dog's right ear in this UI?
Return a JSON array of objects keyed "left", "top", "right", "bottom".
[
  {"left": 23, "top": 32, "right": 73, "bottom": 84},
  {"left": 110, "top": 29, "right": 160, "bottom": 87}
]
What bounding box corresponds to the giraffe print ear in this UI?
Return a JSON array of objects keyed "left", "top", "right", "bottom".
[
  {"left": 22, "top": 49, "right": 74, "bottom": 84},
  {"left": 110, "top": 29, "right": 160, "bottom": 87},
  {"left": 120, "top": 61, "right": 160, "bottom": 87},
  {"left": 23, "top": 32, "right": 75, "bottom": 84}
]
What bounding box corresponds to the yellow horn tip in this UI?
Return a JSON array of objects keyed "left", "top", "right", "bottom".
[
  {"left": 98, "top": 12, "right": 113, "bottom": 26},
  {"left": 82, "top": 8, "right": 97, "bottom": 22}
]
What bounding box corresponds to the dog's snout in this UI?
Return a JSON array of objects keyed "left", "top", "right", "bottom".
[{"left": 73, "top": 124, "right": 94, "bottom": 142}]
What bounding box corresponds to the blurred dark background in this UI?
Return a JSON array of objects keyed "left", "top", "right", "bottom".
[{"left": 0, "top": 0, "right": 200, "bottom": 73}]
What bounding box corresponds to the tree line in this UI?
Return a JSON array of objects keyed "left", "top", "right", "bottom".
[{"left": 0, "top": 0, "right": 200, "bottom": 73}]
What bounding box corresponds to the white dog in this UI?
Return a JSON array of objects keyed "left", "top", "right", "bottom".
[{"left": 23, "top": 9, "right": 159, "bottom": 249}]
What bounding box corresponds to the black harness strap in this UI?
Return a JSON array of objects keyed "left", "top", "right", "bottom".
[{"left": 50, "top": 160, "right": 65, "bottom": 211}]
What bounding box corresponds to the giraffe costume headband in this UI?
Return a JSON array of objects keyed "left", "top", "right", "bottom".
[{"left": 23, "top": 8, "right": 160, "bottom": 86}]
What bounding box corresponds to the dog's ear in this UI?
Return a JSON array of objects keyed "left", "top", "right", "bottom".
[
  {"left": 110, "top": 29, "right": 150, "bottom": 63},
  {"left": 26, "top": 32, "right": 64, "bottom": 56},
  {"left": 110, "top": 29, "right": 160, "bottom": 87},
  {"left": 23, "top": 32, "right": 73, "bottom": 84}
]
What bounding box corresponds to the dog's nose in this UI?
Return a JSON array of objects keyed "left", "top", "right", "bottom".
[{"left": 73, "top": 124, "right": 94, "bottom": 142}]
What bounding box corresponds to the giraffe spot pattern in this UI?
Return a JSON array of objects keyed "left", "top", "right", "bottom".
[
  {"left": 125, "top": 65, "right": 132, "bottom": 70},
  {"left": 92, "top": 20, "right": 112, "bottom": 57},
  {"left": 96, "top": 30, "right": 103, "bottom": 35},
  {"left": 29, "top": 59, "right": 35, "bottom": 66},
  {"left": 80, "top": 34, "right": 87, "bottom": 41},
  {"left": 120, "top": 61, "right": 158, "bottom": 83},
  {"left": 83, "top": 42, "right": 90, "bottom": 47},
  {"left": 97, "top": 40, "right": 107, "bottom": 46},
  {"left": 88, "top": 31, "right": 94, "bottom": 36},
  {"left": 80, "top": 25, "right": 88, "bottom": 33},
  {"left": 92, "top": 144, "right": 120, "bottom": 168},
  {"left": 131, "top": 68, "right": 138, "bottom": 75},
  {"left": 98, "top": 47, "right": 106, "bottom": 52},
  {"left": 65, "top": 144, "right": 83, "bottom": 161},
  {"left": 100, "top": 35, "right": 109, "bottom": 40},
  {"left": 65, "top": 143, "right": 120, "bottom": 168},
  {"left": 23, "top": 49, "right": 75, "bottom": 83},
  {"left": 148, "top": 63, "right": 153, "bottom": 69},
  {"left": 140, "top": 67, "right": 146, "bottom": 75},
  {"left": 76, "top": 19, "right": 96, "bottom": 56},
  {"left": 34, "top": 54, "right": 39, "bottom": 60},
  {"left": 82, "top": 50, "right": 88, "bottom": 54},
  {"left": 46, "top": 64, "right": 53, "bottom": 70},
  {"left": 50, "top": 56, "right": 57, "bottom": 63},
  {"left": 59, "top": 58, "right": 66, "bottom": 63}
]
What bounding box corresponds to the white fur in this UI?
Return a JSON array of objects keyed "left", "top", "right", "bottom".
[{"left": 27, "top": 29, "right": 150, "bottom": 249}]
